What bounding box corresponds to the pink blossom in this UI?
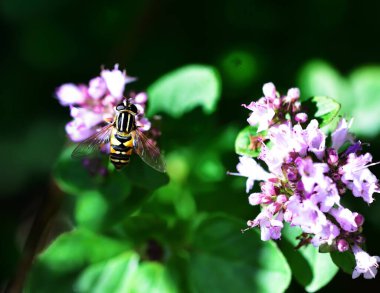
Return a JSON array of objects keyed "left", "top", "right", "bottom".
[
  {"left": 329, "top": 207, "right": 359, "bottom": 232},
  {"left": 65, "top": 120, "right": 95, "bottom": 142},
  {"left": 341, "top": 153, "right": 380, "bottom": 203},
  {"left": 331, "top": 118, "right": 353, "bottom": 151},
  {"left": 56, "top": 65, "right": 153, "bottom": 144},
  {"left": 312, "top": 178, "right": 340, "bottom": 212},
  {"left": 285, "top": 197, "right": 327, "bottom": 235},
  {"left": 251, "top": 210, "right": 283, "bottom": 241},
  {"left": 304, "top": 119, "right": 326, "bottom": 160},
  {"left": 286, "top": 87, "right": 300, "bottom": 102},
  {"left": 232, "top": 82, "right": 380, "bottom": 279},
  {"left": 229, "top": 156, "right": 271, "bottom": 193},
  {"left": 295, "top": 112, "right": 308, "bottom": 123},
  {"left": 100, "top": 64, "right": 136, "bottom": 98},
  {"left": 70, "top": 107, "right": 104, "bottom": 129},
  {"left": 311, "top": 222, "right": 340, "bottom": 247},
  {"left": 56, "top": 83, "right": 86, "bottom": 106},
  {"left": 295, "top": 157, "right": 329, "bottom": 194},
  {"left": 88, "top": 77, "right": 107, "bottom": 99},
  {"left": 352, "top": 245, "right": 380, "bottom": 279},
  {"left": 262, "top": 82, "right": 277, "bottom": 100},
  {"left": 244, "top": 99, "right": 275, "bottom": 133},
  {"left": 337, "top": 239, "right": 349, "bottom": 252}
]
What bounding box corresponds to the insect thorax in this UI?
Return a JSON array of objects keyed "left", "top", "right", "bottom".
[{"left": 116, "top": 112, "right": 136, "bottom": 133}]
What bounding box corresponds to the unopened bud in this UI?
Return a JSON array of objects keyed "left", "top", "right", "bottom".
[
  {"left": 263, "top": 82, "right": 276, "bottom": 99},
  {"left": 295, "top": 112, "right": 308, "bottom": 123},
  {"left": 337, "top": 239, "right": 349, "bottom": 252},
  {"left": 327, "top": 148, "right": 339, "bottom": 165},
  {"left": 355, "top": 214, "right": 365, "bottom": 227},
  {"left": 287, "top": 87, "right": 300, "bottom": 101}
]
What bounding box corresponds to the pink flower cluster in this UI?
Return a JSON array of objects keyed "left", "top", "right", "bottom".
[
  {"left": 56, "top": 64, "right": 151, "bottom": 142},
  {"left": 232, "top": 82, "right": 380, "bottom": 279}
]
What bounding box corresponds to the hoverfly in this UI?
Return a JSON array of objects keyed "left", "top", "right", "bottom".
[{"left": 71, "top": 99, "right": 166, "bottom": 172}]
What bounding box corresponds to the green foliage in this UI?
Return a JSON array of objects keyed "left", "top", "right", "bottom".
[
  {"left": 147, "top": 65, "right": 221, "bottom": 118},
  {"left": 310, "top": 96, "right": 341, "bottom": 129},
  {"left": 298, "top": 60, "right": 380, "bottom": 136},
  {"left": 54, "top": 145, "right": 169, "bottom": 230},
  {"left": 74, "top": 252, "right": 177, "bottom": 293},
  {"left": 282, "top": 225, "right": 338, "bottom": 292},
  {"left": 330, "top": 251, "right": 355, "bottom": 275},
  {"left": 220, "top": 50, "right": 258, "bottom": 88},
  {"left": 349, "top": 66, "right": 380, "bottom": 136},
  {"left": 37, "top": 229, "right": 131, "bottom": 273},
  {"left": 298, "top": 60, "right": 348, "bottom": 103},
  {"left": 28, "top": 214, "right": 291, "bottom": 293},
  {"left": 189, "top": 215, "right": 291, "bottom": 293}
]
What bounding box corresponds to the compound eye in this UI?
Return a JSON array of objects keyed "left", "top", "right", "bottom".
[
  {"left": 128, "top": 104, "right": 138, "bottom": 114},
  {"left": 116, "top": 104, "right": 125, "bottom": 111}
]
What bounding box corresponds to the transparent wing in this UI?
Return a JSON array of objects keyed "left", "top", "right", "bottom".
[
  {"left": 71, "top": 123, "right": 114, "bottom": 159},
  {"left": 132, "top": 129, "right": 166, "bottom": 173}
]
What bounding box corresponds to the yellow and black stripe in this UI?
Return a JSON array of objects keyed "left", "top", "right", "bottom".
[{"left": 109, "top": 129, "right": 134, "bottom": 170}]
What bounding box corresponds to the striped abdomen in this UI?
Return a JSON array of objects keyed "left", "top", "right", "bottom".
[{"left": 109, "top": 128, "right": 134, "bottom": 170}]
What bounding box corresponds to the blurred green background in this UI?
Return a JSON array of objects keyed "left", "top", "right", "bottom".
[{"left": 1, "top": 0, "right": 380, "bottom": 292}]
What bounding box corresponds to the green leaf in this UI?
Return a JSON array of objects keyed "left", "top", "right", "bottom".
[
  {"left": 75, "top": 254, "right": 178, "bottom": 293},
  {"left": 297, "top": 60, "right": 348, "bottom": 103},
  {"left": 189, "top": 215, "right": 291, "bottom": 293},
  {"left": 37, "top": 229, "right": 130, "bottom": 273},
  {"left": 53, "top": 146, "right": 104, "bottom": 196},
  {"left": 310, "top": 96, "right": 341, "bottom": 128},
  {"left": 147, "top": 64, "right": 221, "bottom": 118},
  {"left": 74, "top": 252, "right": 140, "bottom": 293},
  {"left": 298, "top": 61, "right": 380, "bottom": 137},
  {"left": 330, "top": 251, "right": 355, "bottom": 275},
  {"left": 235, "top": 125, "right": 263, "bottom": 157},
  {"left": 75, "top": 190, "right": 108, "bottom": 231},
  {"left": 125, "top": 155, "right": 170, "bottom": 191},
  {"left": 54, "top": 145, "right": 168, "bottom": 196},
  {"left": 128, "top": 262, "right": 178, "bottom": 293},
  {"left": 349, "top": 66, "right": 380, "bottom": 137},
  {"left": 55, "top": 145, "right": 169, "bottom": 228},
  {"left": 282, "top": 225, "right": 338, "bottom": 292}
]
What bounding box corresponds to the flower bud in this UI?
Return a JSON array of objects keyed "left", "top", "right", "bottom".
[
  {"left": 355, "top": 214, "right": 365, "bottom": 227},
  {"left": 247, "top": 220, "right": 255, "bottom": 227},
  {"left": 263, "top": 82, "right": 277, "bottom": 99},
  {"left": 337, "top": 239, "right": 349, "bottom": 252},
  {"left": 287, "top": 87, "right": 300, "bottom": 101},
  {"left": 355, "top": 235, "right": 366, "bottom": 245},
  {"left": 327, "top": 148, "right": 339, "bottom": 165},
  {"left": 295, "top": 112, "right": 308, "bottom": 123}
]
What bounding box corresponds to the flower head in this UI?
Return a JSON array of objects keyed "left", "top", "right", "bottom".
[
  {"left": 232, "top": 83, "right": 380, "bottom": 279},
  {"left": 56, "top": 64, "right": 153, "bottom": 144}
]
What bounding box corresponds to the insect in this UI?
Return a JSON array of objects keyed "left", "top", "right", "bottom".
[{"left": 71, "top": 99, "right": 166, "bottom": 172}]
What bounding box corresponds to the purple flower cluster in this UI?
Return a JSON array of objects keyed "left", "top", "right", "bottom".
[
  {"left": 232, "top": 82, "right": 380, "bottom": 279},
  {"left": 56, "top": 64, "right": 152, "bottom": 142}
]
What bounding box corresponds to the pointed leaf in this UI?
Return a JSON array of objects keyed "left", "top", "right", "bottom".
[
  {"left": 74, "top": 252, "right": 140, "bottom": 293},
  {"left": 297, "top": 60, "right": 348, "bottom": 103},
  {"left": 310, "top": 96, "right": 341, "bottom": 128},
  {"left": 189, "top": 215, "right": 291, "bottom": 293},
  {"left": 282, "top": 225, "right": 338, "bottom": 292},
  {"left": 128, "top": 262, "right": 178, "bottom": 293},
  {"left": 37, "top": 229, "right": 131, "bottom": 273},
  {"left": 330, "top": 251, "right": 355, "bottom": 275},
  {"left": 349, "top": 66, "right": 380, "bottom": 136},
  {"left": 147, "top": 64, "right": 221, "bottom": 118}
]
